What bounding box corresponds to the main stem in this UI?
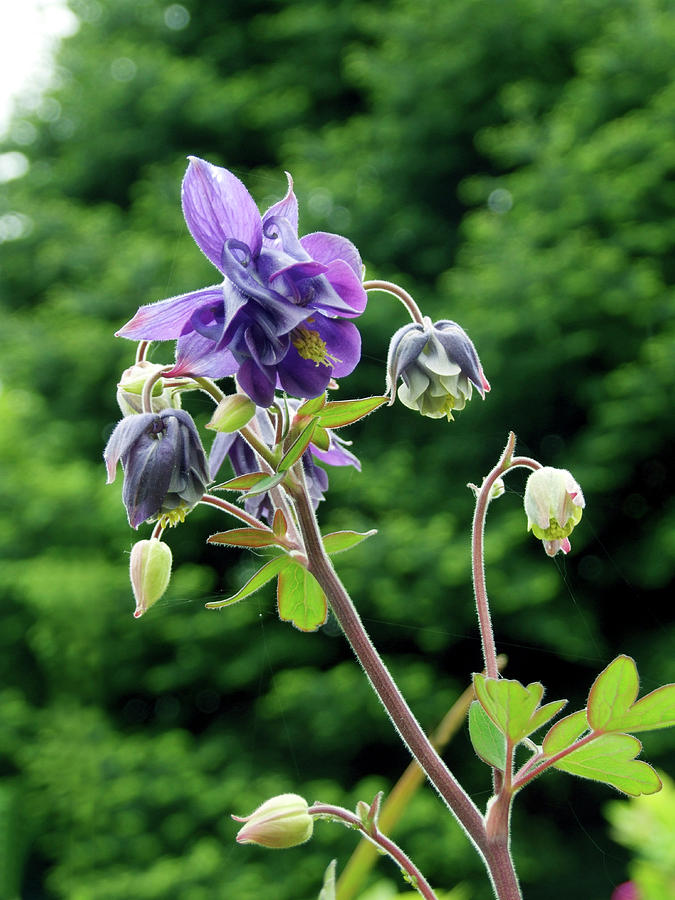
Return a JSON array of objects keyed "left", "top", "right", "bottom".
[{"left": 291, "top": 482, "right": 521, "bottom": 899}]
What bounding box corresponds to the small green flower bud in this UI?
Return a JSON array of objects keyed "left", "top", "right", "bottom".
[
  {"left": 524, "top": 466, "right": 585, "bottom": 556},
  {"left": 117, "top": 362, "right": 182, "bottom": 416},
  {"left": 206, "top": 394, "right": 256, "bottom": 433},
  {"left": 232, "top": 793, "right": 313, "bottom": 849},
  {"left": 129, "top": 538, "right": 172, "bottom": 618}
]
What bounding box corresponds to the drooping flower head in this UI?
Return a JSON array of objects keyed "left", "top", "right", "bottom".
[
  {"left": 117, "top": 158, "right": 367, "bottom": 407},
  {"left": 386, "top": 316, "right": 490, "bottom": 420},
  {"left": 104, "top": 409, "right": 210, "bottom": 528},
  {"left": 524, "top": 466, "right": 585, "bottom": 556}
]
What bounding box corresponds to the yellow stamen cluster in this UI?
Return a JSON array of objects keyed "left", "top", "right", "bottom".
[
  {"left": 157, "top": 507, "right": 188, "bottom": 528},
  {"left": 291, "top": 327, "right": 340, "bottom": 368}
]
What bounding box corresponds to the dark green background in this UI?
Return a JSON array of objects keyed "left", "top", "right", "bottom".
[{"left": 0, "top": 0, "right": 673, "bottom": 897}]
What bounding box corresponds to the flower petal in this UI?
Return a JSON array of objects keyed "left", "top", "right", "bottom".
[
  {"left": 182, "top": 157, "right": 263, "bottom": 271},
  {"left": 309, "top": 260, "right": 367, "bottom": 318},
  {"left": 168, "top": 330, "right": 239, "bottom": 379},
  {"left": 237, "top": 358, "right": 277, "bottom": 407},
  {"left": 312, "top": 316, "right": 361, "bottom": 377},
  {"left": 117, "top": 286, "right": 225, "bottom": 341},
  {"left": 311, "top": 439, "right": 361, "bottom": 471},
  {"left": 276, "top": 349, "right": 333, "bottom": 399},
  {"left": 262, "top": 171, "right": 298, "bottom": 239},
  {"left": 103, "top": 414, "right": 156, "bottom": 483},
  {"left": 301, "top": 231, "right": 363, "bottom": 278}
]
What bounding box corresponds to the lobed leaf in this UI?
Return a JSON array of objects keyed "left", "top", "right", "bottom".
[
  {"left": 322, "top": 530, "right": 377, "bottom": 555},
  {"left": 277, "top": 560, "right": 328, "bottom": 632},
  {"left": 552, "top": 733, "right": 662, "bottom": 797},
  {"left": 587, "top": 655, "right": 675, "bottom": 733},
  {"left": 316, "top": 396, "right": 388, "bottom": 429},
  {"left": 474, "top": 674, "right": 558, "bottom": 742},
  {"left": 468, "top": 701, "right": 507, "bottom": 770},
  {"left": 205, "top": 555, "right": 291, "bottom": 609},
  {"left": 542, "top": 709, "right": 588, "bottom": 757}
]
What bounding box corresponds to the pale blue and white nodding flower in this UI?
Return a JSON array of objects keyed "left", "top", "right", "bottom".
[
  {"left": 117, "top": 157, "right": 367, "bottom": 407},
  {"left": 386, "top": 316, "right": 490, "bottom": 419}
]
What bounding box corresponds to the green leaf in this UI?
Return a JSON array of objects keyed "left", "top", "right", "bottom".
[
  {"left": 322, "top": 530, "right": 377, "bottom": 555},
  {"left": 316, "top": 396, "right": 388, "bottom": 429},
  {"left": 587, "top": 655, "right": 675, "bottom": 733},
  {"left": 542, "top": 709, "right": 588, "bottom": 756},
  {"left": 277, "top": 560, "right": 328, "bottom": 631},
  {"left": 207, "top": 528, "right": 283, "bottom": 548},
  {"left": 212, "top": 472, "right": 269, "bottom": 491},
  {"left": 468, "top": 700, "right": 507, "bottom": 770},
  {"left": 318, "top": 859, "right": 337, "bottom": 900},
  {"left": 474, "top": 674, "right": 563, "bottom": 743},
  {"left": 244, "top": 471, "right": 286, "bottom": 497},
  {"left": 553, "top": 733, "right": 662, "bottom": 797},
  {"left": 310, "top": 424, "right": 331, "bottom": 451},
  {"left": 278, "top": 417, "right": 318, "bottom": 471},
  {"left": 272, "top": 509, "right": 287, "bottom": 538},
  {"left": 205, "top": 555, "right": 290, "bottom": 609},
  {"left": 297, "top": 393, "right": 327, "bottom": 416}
]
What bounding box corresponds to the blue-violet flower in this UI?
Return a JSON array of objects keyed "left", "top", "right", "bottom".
[
  {"left": 117, "top": 157, "right": 366, "bottom": 407},
  {"left": 104, "top": 409, "right": 210, "bottom": 528}
]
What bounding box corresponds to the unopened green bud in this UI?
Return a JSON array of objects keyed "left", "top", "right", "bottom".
[
  {"left": 117, "top": 362, "right": 182, "bottom": 415},
  {"left": 129, "top": 538, "right": 172, "bottom": 618},
  {"left": 232, "top": 793, "right": 313, "bottom": 849},
  {"left": 206, "top": 394, "right": 256, "bottom": 433},
  {"left": 524, "top": 466, "right": 585, "bottom": 556}
]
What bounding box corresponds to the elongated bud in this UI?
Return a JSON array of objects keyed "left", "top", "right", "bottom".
[
  {"left": 130, "top": 538, "right": 172, "bottom": 617},
  {"left": 117, "top": 362, "right": 182, "bottom": 415},
  {"left": 232, "top": 793, "right": 313, "bottom": 849},
  {"left": 206, "top": 394, "right": 256, "bottom": 433},
  {"left": 524, "top": 466, "right": 585, "bottom": 556}
]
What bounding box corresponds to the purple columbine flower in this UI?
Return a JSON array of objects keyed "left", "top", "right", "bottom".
[
  {"left": 209, "top": 410, "right": 360, "bottom": 523},
  {"left": 104, "top": 409, "right": 210, "bottom": 528},
  {"left": 386, "top": 317, "right": 490, "bottom": 420},
  {"left": 117, "top": 157, "right": 366, "bottom": 407}
]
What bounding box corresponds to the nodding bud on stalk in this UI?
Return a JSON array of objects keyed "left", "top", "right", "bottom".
[
  {"left": 116, "top": 362, "right": 182, "bottom": 416},
  {"left": 232, "top": 794, "right": 313, "bottom": 849},
  {"left": 386, "top": 316, "right": 490, "bottom": 420},
  {"left": 524, "top": 466, "right": 585, "bottom": 556},
  {"left": 206, "top": 394, "right": 256, "bottom": 433},
  {"left": 129, "top": 538, "right": 172, "bottom": 618}
]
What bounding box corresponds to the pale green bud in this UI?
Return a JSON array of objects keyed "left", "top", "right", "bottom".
[
  {"left": 129, "top": 538, "right": 172, "bottom": 618},
  {"left": 524, "top": 466, "right": 585, "bottom": 556},
  {"left": 232, "top": 793, "right": 313, "bottom": 849},
  {"left": 116, "top": 362, "right": 182, "bottom": 415},
  {"left": 206, "top": 394, "right": 256, "bottom": 433}
]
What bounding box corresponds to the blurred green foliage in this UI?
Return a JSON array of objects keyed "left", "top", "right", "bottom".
[{"left": 0, "top": 0, "right": 673, "bottom": 897}]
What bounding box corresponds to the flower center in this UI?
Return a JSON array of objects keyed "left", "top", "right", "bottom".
[{"left": 291, "top": 327, "right": 341, "bottom": 368}]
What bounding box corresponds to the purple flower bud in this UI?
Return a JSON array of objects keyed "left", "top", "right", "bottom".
[
  {"left": 232, "top": 793, "right": 313, "bottom": 849},
  {"left": 104, "top": 409, "right": 210, "bottom": 528},
  {"left": 524, "top": 466, "right": 585, "bottom": 556},
  {"left": 386, "top": 316, "right": 490, "bottom": 419}
]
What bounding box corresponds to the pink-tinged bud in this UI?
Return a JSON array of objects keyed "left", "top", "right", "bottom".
[
  {"left": 116, "top": 362, "right": 182, "bottom": 416},
  {"left": 232, "top": 793, "right": 313, "bottom": 849},
  {"left": 129, "top": 538, "right": 172, "bottom": 618},
  {"left": 524, "top": 467, "right": 585, "bottom": 556},
  {"left": 611, "top": 882, "right": 640, "bottom": 900}
]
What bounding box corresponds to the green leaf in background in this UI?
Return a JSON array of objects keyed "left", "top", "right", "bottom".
[
  {"left": 474, "top": 674, "right": 567, "bottom": 743},
  {"left": 205, "top": 555, "right": 291, "bottom": 609},
  {"left": 587, "top": 655, "right": 675, "bottom": 733},
  {"left": 468, "top": 700, "right": 507, "bottom": 770},
  {"left": 318, "top": 859, "right": 337, "bottom": 900},
  {"left": 542, "top": 709, "right": 589, "bottom": 757},
  {"left": 207, "top": 528, "right": 283, "bottom": 549},
  {"left": 277, "top": 560, "right": 328, "bottom": 631},
  {"left": 316, "top": 396, "right": 388, "bottom": 429},
  {"left": 278, "top": 416, "right": 318, "bottom": 471},
  {"left": 322, "top": 530, "right": 377, "bottom": 555},
  {"left": 552, "top": 733, "right": 662, "bottom": 797}
]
